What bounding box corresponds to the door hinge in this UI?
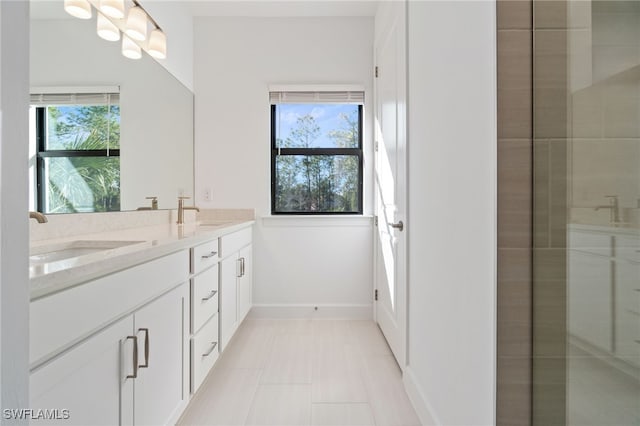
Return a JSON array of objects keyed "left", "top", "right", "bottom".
[
  {"left": 375, "top": 66, "right": 379, "bottom": 78},
  {"left": 375, "top": 141, "right": 379, "bottom": 152},
  {"left": 374, "top": 216, "right": 378, "bottom": 226},
  {"left": 374, "top": 289, "right": 378, "bottom": 301}
]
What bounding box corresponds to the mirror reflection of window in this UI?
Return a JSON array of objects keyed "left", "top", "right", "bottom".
[{"left": 29, "top": 91, "right": 120, "bottom": 214}]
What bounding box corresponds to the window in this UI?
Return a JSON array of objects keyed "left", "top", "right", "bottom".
[
  {"left": 30, "top": 92, "right": 120, "bottom": 214},
  {"left": 270, "top": 91, "right": 364, "bottom": 214}
]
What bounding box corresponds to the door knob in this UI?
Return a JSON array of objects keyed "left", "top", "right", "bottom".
[{"left": 389, "top": 221, "right": 404, "bottom": 232}]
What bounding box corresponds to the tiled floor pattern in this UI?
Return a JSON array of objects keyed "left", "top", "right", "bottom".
[
  {"left": 567, "top": 344, "right": 640, "bottom": 425},
  {"left": 178, "top": 319, "right": 421, "bottom": 426}
]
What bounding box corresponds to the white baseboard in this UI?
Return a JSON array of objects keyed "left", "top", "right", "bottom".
[
  {"left": 403, "top": 366, "right": 440, "bottom": 426},
  {"left": 248, "top": 304, "right": 373, "bottom": 320}
]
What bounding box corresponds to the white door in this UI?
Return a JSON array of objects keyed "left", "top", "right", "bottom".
[{"left": 374, "top": 5, "right": 407, "bottom": 369}]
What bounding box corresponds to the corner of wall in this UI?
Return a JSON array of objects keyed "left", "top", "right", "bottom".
[{"left": 403, "top": 367, "right": 440, "bottom": 426}]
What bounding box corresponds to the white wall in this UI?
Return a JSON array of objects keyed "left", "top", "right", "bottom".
[
  {"left": 404, "top": 1, "right": 497, "bottom": 425},
  {"left": 0, "top": 0, "right": 30, "bottom": 417},
  {"left": 143, "top": 1, "right": 194, "bottom": 91},
  {"left": 194, "top": 17, "right": 374, "bottom": 317},
  {"left": 31, "top": 19, "right": 193, "bottom": 211}
]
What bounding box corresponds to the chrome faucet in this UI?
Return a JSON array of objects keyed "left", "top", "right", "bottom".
[
  {"left": 29, "top": 211, "right": 48, "bottom": 223},
  {"left": 594, "top": 195, "right": 619, "bottom": 224},
  {"left": 177, "top": 196, "right": 199, "bottom": 225}
]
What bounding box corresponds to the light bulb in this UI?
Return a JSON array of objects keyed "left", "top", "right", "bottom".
[
  {"left": 125, "top": 6, "right": 147, "bottom": 41},
  {"left": 148, "top": 29, "right": 167, "bottom": 59},
  {"left": 64, "top": 0, "right": 92, "bottom": 19},
  {"left": 122, "top": 35, "right": 141, "bottom": 59},
  {"left": 99, "top": 0, "right": 124, "bottom": 19},
  {"left": 97, "top": 13, "right": 120, "bottom": 42}
]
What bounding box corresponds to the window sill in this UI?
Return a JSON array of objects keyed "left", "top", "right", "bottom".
[{"left": 261, "top": 215, "right": 373, "bottom": 228}]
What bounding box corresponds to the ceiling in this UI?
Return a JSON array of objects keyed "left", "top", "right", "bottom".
[
  {"left": 184, "top": 1, "right": 378, "bottom": 17},
  {"left": 30, "top": 0, "right": 379, "bottom": 20}
]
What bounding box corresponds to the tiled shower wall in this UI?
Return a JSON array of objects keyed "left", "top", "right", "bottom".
[
  {"left": 497, "top": 1, "right": 533, "bottom": 425},
  {"left": 498, "top": 2, "right": 573, "bottom": 425}
]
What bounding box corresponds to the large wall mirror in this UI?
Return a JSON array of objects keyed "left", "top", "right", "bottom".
[{"left": 30, "top": 1, "right": 194, "bottom": 212}]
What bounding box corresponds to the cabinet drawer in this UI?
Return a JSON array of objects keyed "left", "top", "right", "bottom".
[
  {"left": 191, "top": 239, "right": 219, "bottom": 275},
  {"left": 191, "top": 265, "right": 219, "bottom": 333},
  {"left": 569, "top": 230, "right": 612, "bottom": 257},
  {"left": 220, "top": 227, "right": 252, "bottom": 258},
  {"left": 191, "top": 313, "right": 219, "bottom": 393}
]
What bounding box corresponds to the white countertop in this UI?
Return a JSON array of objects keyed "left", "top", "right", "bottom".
[
  {"left": 568, "top": 223, "right": 640, "bottom": 236},
  {"left": 30, "top": 220, "right": 254, "bottom": 301}
]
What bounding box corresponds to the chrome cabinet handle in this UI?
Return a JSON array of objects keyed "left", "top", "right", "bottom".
[
  {"left": 201, "top": 251, "right": 218, "bottom": 259},
  {"left": 202, "top": 290, "right": 217, "bottom": 301},
  {"left": 241, "top": 257, "right": 245, "bottom": 277},
  {"left": 389, "top": 221, "right": 404, "bottom": 232},
  {"left": 138, "top": 328, "right": 150, "bottom": 369},
  {"left": 126, "top": 335, "right": 138, "bottom": 379},
  {"left": 202, "top": 342, "right": 218, "bottom": 357},
  {"left": 236, "top": 258, "right": 242, "bottom": 278}
]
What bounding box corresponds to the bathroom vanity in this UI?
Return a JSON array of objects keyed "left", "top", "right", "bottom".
[
  {"left": 28, "top": 212, "right": 254, "bottom": 425},
  {"left": 568, "top": 224, "right": 640, "bottom": 369}
]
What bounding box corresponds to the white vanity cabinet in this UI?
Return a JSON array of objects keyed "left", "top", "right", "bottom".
[
  {"left": 30, "top": 251, "right": 190, "bottom": 426},
  {"left": 238, "top": 244, "right": 253, "bottom": 323},
  {"left": 219, "top": 227, "right": 253, "bottom": 352},
  {"left": 189, "top": 239, "right": 220, "bottom": 393},
  {"left": 569, "top": 226, "right": 640, "bottom": 368},
  {"left": 131, "top": 284, "right": 188, "bottom": 426},
  {"left": 568, "top": 248, "right": 613, "bottom": 352},
  {"left": 30, "top": 315, "right": 131, "bottom": 425}
]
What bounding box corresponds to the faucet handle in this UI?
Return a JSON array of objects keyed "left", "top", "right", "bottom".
[{"left": 146, "top": 196, "right": 158, "bottom": 210}]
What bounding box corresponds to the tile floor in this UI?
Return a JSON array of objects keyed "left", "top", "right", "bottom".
[
  {"left": 567, "top": 344, "right": 640, "bottom": 425},
  {"left": 178, "top": 319, "right": 421, "bottom": 426}
]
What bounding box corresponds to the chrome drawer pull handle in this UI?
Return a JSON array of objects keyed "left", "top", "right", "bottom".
[
  {"left": 138, "top": 328, "right": 150, "bottom": 368},
  {"left": 202, "top": 290, "right": 217, "bottom": 301},
  {"left": 201, "top": 251, "right": 218, "bottom": 259},
  {"left": 202, "top": 342, "right": 218, "bottom": 357},
  {"left": 126, "top": 335, "right": 138, "bottom": 379}
]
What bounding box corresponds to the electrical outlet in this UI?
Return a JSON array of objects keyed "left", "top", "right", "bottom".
[{"left": 203, "top": 188, "right": 212, "bottom": 202}]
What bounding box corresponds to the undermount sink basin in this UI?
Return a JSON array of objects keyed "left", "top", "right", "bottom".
[{"left": 30, "top": 240, "right": 143, "bottom": 265}]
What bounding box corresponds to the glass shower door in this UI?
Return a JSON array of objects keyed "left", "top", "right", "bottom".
[{"left": 533, "top": 1, "right": 640, "bottom": 424}]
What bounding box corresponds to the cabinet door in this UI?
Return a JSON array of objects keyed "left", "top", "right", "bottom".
[
  {"left": 220, "top": 255, "right": 239, "bottom": 352},
  {"left": 238, "top": 244, "right": 253, "bottom": 323},
  {"left": 30, "top": 315, "right": 134, "bottom": 426},
  {"left": 615, "top": 260, "right": 640, "bottom": 367},
  {"left": 134, "top": 284, "right": 188, "bottom": 426},
  {"left": 568, "top": 250, "right": 612, "bottom": 352}
]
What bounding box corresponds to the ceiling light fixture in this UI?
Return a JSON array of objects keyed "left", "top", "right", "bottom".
[
  {"left": 122, "top": 35, "right": 142, "bottom": 59},
  {"left": 64, "top": 0, "right": 92, "bottom": 19},
  {"left": 147, "top": 29, "right": 167, "bottom": 59},
  {"left": 125, "top": 5, "right": 148, "bottom": 41},
  {"left": 64, "top": 0, "right": 167, "bottom": 60},
  {"left": 98, "top": 0, "right": 124, "bottom": 19},
  {"left": 97, "top": 12, "right": 120, "bottom": 41}
]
